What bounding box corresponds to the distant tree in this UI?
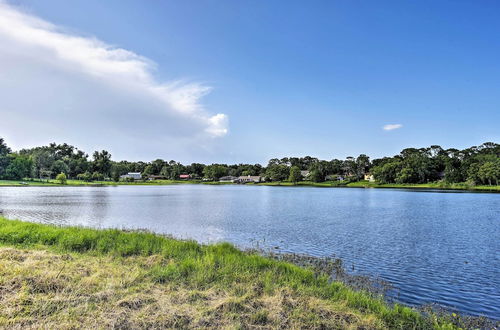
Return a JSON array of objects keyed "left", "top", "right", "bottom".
[
  {"left": 0, "top": 138, "right": 12, "bottom": 179},
  {"left": 265, "top": 164, "right": 289, "bottom": 181},
  {"left": 478, "top": 161, "right": 500, "bottom": 185},
  {"left": 444, "top": 156, "right": 463, "bottom": 183},
  {"left": 169, "top": 161, "right": 186, "bottom": 180},
  {"left": 143, "top": 164, "right": 155, "bottom": 177},
  {"left": 327, "top": 159, "right": 343, "bottom": 175},
  {"left": 91, "top": 171, "right": 104, "bottom": 181},
  {"left": 77, "top": 172, "right": 92, "bottom": 182},
  {"left": 309, "top": 169, "right": 323, "bottom": 183},
  {"left": 160, "top": 165, "right": 171, "bottom": 177},
  {"left": 51, "top": 159, "right": 69, "bottom": 176},
  {"left": 148, "top": 159, "right": 165, "bottom": 175},
  {"left": 203, "top": 164, "right": 228, "bottom": 180},
  {"left": 5, "top": 155, "right": 33, "bottom": 180},
  {"left": 308, "top": 161, "right": 329, "bottom": 182},
  {"left": 56, "top": 172, "right": 67, "bottom": 184},
  {"left": 188, "top": 163, "right": 205, "bottom": 177},
  {"left": 92, "top": 150, "right": 112, "bottom": 178},
  {"left": 288, "top": 166, "right": 302, "bottom": 184},
  {"left": 372, "top": 159, "right": 402, "bottom": 183},
  {"left": 355, "top": 154, "right": 370, "bottom": 180},
  {"left": 342, "top": 157, "right": 356, "bottom": 176}
]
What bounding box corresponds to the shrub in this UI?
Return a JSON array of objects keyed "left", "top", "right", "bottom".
[{"left": 55, "top": 172, "right": 67, "bottom": 184}]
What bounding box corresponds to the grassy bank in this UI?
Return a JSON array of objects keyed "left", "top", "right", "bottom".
[
  {"left": 344, "top": 181, "right": 500, "bottom": 192},
  {"left": 0, "top": 179, "right": 228, "bottom": 187},
  {"left": 0, "top": 217, "right": 459, "bottom": 329},
  {"left": 258, "top": 180, "right": 500, "bottom": 192},
  {"left": 1, "top": 178, "right": 499, "bottom": 192}
]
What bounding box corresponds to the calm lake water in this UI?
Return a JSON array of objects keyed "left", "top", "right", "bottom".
[{"left": 0, "top": 185, "right": 498, "bottom": 319}]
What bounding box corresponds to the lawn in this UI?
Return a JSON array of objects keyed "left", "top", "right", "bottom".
[{"left": 1, "top": 178, "right": 498, "bottom": 192}]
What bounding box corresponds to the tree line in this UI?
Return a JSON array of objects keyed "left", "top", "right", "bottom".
[{"left": 0, "top": 138, "right": 498, "bottom": 185}]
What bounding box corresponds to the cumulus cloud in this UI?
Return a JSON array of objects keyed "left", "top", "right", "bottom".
[
  {"left": 382, "top": 124, "right": 403, "bottom": 131},
  {"left": 0, "top": 1, "right": 228, "bottom": 160}
]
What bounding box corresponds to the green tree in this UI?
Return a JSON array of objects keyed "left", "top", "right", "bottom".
[
  {"left": 160, "top": 165, "right": 171, "bottom": 178},
  {"left": 51, "top": 159, "right": 69, "bottom": 176},
  {"left": 478, "top": 161, "right": 499, "bottom": 185},
  {"left": 56, "top": 172, "right": 67, "bottom": 184},
  {"left": 265, "top": 164, "right": 289, "bottom": 181},
  {"left": 143, "top": 164, "right": 155, "bottom": 177},
  {"left": 92, "top": 150, "right": 112, "bottom": 178},
  {"left": 91, "top": 171, "right": 104, "bottom": 181},
  {"left": 355, "top": 154, "right": 370, "bottom": 180},
  {"left": 5, "top": 155, "right": 33, "bottom": 180},
  {"left": 372, "top": 159, "right": 402, "bottom": 183},
  {"left": 288, "top": 166, "right": 302, "bottom": 184},
  {"left": 309, "top": 169, "right": 323, "bottom": 183},
  {"left": 0, "top": 138, "right": 12, "bottom": 179},
  {"left": 77, "top": 172, "right": 92, "bottom": 182},
  {"left": 203, "top": 164, "right": 228, "bottom": 180},
  {"left": 342, "top": 157, "right": 356, "bottom": 176}
]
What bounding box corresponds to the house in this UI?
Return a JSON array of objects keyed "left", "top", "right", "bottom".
[
  {"left": 219, "top": 176, "right": 239, "bottom": 183},
  {"left": 326, "top": 174, "right": 345, "bottom": 181},
  {"left": 120, "top": 172, "right": 142, "bottom": 180},
  {"left": 179, "top": 174, "right": 191, "bottom": 180},
  {"left": 364, "top": 173, "right": 375, "bottom": 182},
  {"left": 300, "top": 170, "right": 310, "bottom": 179},
  {"left": 237, "top": 175, "right": 262, "bottom": 183}
]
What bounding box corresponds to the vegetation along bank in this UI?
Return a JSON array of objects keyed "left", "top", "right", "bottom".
[
  {"left": 2, "top": 217, "right": 488, "bottom": 329},
  {"left": 0, "top": 138, "right": 499, "bottom": 191}
]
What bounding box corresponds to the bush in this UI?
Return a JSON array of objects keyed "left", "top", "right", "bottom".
[
  {"left": 55, "top": 172, "right": 67, "bottom": 184},
  {"left": 76, "top": 172, "right": 92, "bottom": 182},
  {"left": 92, "top": 172, "right": 104, "bottom": 181}
]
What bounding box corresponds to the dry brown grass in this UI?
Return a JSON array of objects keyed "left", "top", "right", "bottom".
[{"left": 0, "top": 247, "right": 384, "bottom": 329}]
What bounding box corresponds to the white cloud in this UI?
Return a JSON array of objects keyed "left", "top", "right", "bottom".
[
  {"left": 0, "top": 1, "right": 228, "bottom": 160},
  {"left": 382, "top": 124, "right": 403, "bottom": 131}
]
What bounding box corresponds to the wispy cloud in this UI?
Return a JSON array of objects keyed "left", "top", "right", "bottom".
[
  {"left": 383, "top": 124, "right": 403, "bottom": 131},
  {"left": 0, "top": 1, "right": 228, "bottom": 160}
]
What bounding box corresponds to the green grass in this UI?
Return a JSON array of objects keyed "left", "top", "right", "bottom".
[
  {"left": 0, "top": 178, "right": 237, "bottom": 187},
  {"left": 0, "top": 217, "right": 459, "bottom": 329},
  {"left": 345, "top": 180, "right": 500, "bottom": 191},
  {"left": 2, "top": 178, "right": 498, "bottom": 192}
]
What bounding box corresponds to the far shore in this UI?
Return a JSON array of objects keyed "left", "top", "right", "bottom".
[{"left": 1, "top": 179, "right": 499, "bottom": 192}]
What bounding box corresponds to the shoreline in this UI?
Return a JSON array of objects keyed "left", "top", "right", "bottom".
[
  {"left": 1, "top": 217, "right": 496, "bottom": 328},
  {"left": 1, "top": 179, "right": 499, "bottom": 193}
]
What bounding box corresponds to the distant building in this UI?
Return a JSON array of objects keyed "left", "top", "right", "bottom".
[
  {"left": 364, "top": 173, "right": 375, "bottom": 182},
  {"left": 219, "top": 176, "right": 239, "bottom": 183},
  {"left": 120, "top": 172, "right": 142, "bottom": 180},
  {"left": 326, "top": 174, "right": 344, "bottom": 181},
  {"left": 300, "top": 170, "right": 310, "bottom": 180},
  {"left": 237, "top": 175, "right": 262, "bottom": 183},
  {"left": 179, "top": 174, "right": 191, "bottom": 180}
]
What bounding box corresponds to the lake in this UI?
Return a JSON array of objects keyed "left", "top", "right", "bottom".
[{"left": 0, "top": 185, "right": 498, "bottom": 319}]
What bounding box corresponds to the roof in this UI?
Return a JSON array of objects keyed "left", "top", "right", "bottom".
[{"left": 220, "top": 176, "right": 238, "bottom": 180}]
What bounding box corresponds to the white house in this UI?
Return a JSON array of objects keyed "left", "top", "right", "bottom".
[
  {"left": 120, "top": 172, "right": 142, "bottom": 180},
  {"left": 364, "top": 173, "right": 375, "bottom": 182},
  {"left": 237, "top": 175, "right": 262, "bottom": 183},
  {"left": 219, "top": 176, "right": 239, "bottom": 183}
]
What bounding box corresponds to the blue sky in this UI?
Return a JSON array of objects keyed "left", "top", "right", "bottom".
[{"left": 1, "top": 0, "right": 499, "bottom": 163}]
